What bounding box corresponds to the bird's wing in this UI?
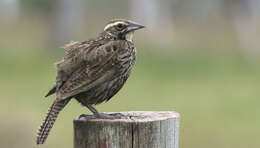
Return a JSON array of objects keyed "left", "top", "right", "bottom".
[
  {"left": 55, "top": 40, "right": 124, "bottom": 101},
  {"left": 44, "top": 41, "right": 88, "bottom": 97},
  {"left": 55, "top": 40, "right": 101, "bottom": 89}
]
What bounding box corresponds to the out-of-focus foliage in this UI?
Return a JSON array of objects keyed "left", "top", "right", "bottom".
[
  {"left": 21, "top": 0, "right": 53, "bottom": 12},
  {"left": 0, "top": 0, "right": 260, "bottom": 148}
]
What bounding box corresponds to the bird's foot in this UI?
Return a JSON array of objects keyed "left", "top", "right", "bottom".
[
  {"left": 95, "top": 112, "right": 127, "bottom": 119},
  {"left": 79, "top": 114, "right": 93, "bottom": 119},
  {"left": 79, "top": 113, "right": 127, "bottom": 120}
]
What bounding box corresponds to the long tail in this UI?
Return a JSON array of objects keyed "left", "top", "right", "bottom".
[{"left": 36, "top": 99, "right": 70, "bottom": 144}]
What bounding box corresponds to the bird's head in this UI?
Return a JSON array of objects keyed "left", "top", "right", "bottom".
[{"left": 104, "top": 19, "right": 145, "bottom": 42}]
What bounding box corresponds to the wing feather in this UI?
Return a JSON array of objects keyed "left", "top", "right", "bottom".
[{"left": 55, "top": 40, "right": 123, "bottom": 101}]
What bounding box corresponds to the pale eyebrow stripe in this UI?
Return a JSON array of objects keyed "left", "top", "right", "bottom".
[{"left": 104, "top": 21, "right": 127, "bottom": 31}]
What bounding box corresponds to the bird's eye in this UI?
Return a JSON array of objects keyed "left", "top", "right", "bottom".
[{"left": 117, "top": 23, "right": 124, "bottom": 29}]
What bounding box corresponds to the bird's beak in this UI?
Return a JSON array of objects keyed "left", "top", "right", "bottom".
[{"left": 127, "top": 21, "right": 145, "bottom": 32}]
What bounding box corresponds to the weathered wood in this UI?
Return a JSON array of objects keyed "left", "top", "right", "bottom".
[{"left": 74, "top": 111, "right": 180, "bottom": 148}]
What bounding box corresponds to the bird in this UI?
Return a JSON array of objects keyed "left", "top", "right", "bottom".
[{"left": 36, "top": 19, "right": 145, "bottom": 145}]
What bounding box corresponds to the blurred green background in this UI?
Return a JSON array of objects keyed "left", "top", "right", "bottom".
[{"left": 1, "top": 0, "right": 260, "bottom": 148}]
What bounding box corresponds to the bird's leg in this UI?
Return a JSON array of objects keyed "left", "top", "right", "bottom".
[
  {"left": 84, "top": 104, "right": 125, "bottom": 119},
  {"left": 86, "top": 104, "right": 114, "bottom": 119}
]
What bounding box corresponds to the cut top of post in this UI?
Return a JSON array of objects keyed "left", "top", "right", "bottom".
[{"left": 74, "top": 111, "right": 180, "bottom": 122}]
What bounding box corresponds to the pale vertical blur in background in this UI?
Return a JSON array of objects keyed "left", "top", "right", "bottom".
[{"left": 0, "top": 0, "right": 260, "bottom": 148}]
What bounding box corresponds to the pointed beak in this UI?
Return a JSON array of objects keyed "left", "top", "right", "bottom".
[{"left": 127, "top": 21, "right": 145, "bottom": 32}]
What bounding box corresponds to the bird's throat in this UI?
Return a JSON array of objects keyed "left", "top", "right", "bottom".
[{"left": 125, "top": 32, "right": 134, "bottom": 42}]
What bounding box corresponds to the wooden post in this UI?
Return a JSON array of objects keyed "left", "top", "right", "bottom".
[{"left": 74, "top": 111, "right": 180, "bottom": 148}]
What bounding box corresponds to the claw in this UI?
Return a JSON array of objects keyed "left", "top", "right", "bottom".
[
  {"left": 95, "top": 113, "right": 127, "bottom": 119},
  {"left": 79, "top": 114, "right": 91, "bottom": 119}
]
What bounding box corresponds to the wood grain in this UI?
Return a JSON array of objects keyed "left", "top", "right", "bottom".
[{"left": 74, "top": 111, "right": 180, "bottom": 148}]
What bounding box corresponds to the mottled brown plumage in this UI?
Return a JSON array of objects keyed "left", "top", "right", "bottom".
[{"left": 36, "top": 19, "right": 144, "bottom": 144}]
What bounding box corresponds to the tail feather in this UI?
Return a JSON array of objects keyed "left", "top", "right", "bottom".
[
  {"left": 45, "top": 85, "right": 56, "bottom": 97},
  {"left": 36, "top": 99, "right": 70, "bottom": 144}
]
